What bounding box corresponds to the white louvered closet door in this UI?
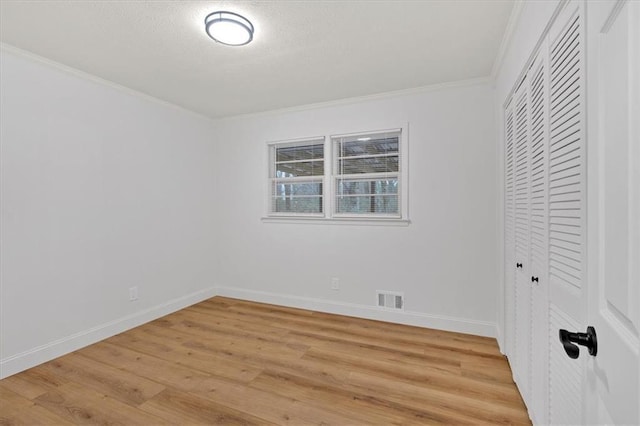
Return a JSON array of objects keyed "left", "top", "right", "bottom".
[
  {"left": 513, "top": 75, "right": 532, "bottom": 402},
  {"left": 528, "top": 47, "right": 550, "bottom": 424},
  {"left": 547, "top": 2, "right": 586, "bottom": 424},
  {"left": 504, "top": 101, "right": 516, "bottom": 360},
  {"left": 503, "top": 1, "right": 586, "bottom": 423}
]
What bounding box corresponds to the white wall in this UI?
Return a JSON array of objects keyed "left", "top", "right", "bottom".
[
  {"left": 213, "top": 82, "right": 499, "bottom": 336},
  {"left": 0, "top": 49, "right": 218, "bottom": 378},
  {"left": 493, "top": 0, "right": 561, "bottom": 351}
]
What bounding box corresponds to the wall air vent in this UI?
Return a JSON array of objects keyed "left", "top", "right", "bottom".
[{"left": 376, "top": 291, "right": 404, "bottom": 310}]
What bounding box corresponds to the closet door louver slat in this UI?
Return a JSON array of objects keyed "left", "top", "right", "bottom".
[
  {"left": 529, "top": 59, "right": 547, "bottom": 280},
  {"left": 548, "top": 8, "right": 583, "bottom": 293}
]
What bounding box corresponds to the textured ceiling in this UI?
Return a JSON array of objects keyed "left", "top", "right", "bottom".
[{"left": 0, "top": 1, "right": 514, "bottom": 119}]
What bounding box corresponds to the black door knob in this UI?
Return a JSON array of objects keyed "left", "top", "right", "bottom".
[
  {"left": 531, "top": 276, "right": 539, "bottom": 283},
  {"left": 516, "top": 263, "right": 523, "bottom": 269},
  {"left": 559, "top": 326, "right": 597, "bottom": 359}
]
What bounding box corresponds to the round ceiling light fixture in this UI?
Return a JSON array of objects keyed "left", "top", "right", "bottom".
[{"left": 204, "top": 11, "right": 254, "bottom": 46}]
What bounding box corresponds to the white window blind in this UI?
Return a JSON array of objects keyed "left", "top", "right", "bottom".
[
  {"left": 269, "top": 138, "right": 325, "bottom": 215},
  {"left": 332, "top": 130, "right": 401, "bottom": 217}
]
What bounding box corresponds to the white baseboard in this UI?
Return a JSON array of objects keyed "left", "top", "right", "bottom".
[
  {"left": 1, "top": 285, "right": 498, "bottom": 379},
  {"left": 0, "top": 287, "right": 217, "bottom": 379},
  {"left": 215, "top": 286, "right": 497, "bottom": 338},
  {"left": 496, "top": 324, "right": 506, "bottom": 355}
]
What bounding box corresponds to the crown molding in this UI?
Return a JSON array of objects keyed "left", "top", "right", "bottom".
[
  {"left": 1, "top": 42, "right": 494, "bottom": 124},
  {"left": 214, "top": 76, "right": 493, "bottom": 123}
]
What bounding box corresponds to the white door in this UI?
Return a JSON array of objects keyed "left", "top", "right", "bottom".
[
  {"left": 527, "top": 49, "right": 550, "bottom": 423},
  {"left": 513, "top": 76, "right": 532, "bottom": 402},
  {"left": 504, "top": 101, "right": 517, "bottom": 362},
  {"left": 586, "top": 0, "right": 640, "bottom": 424},
  {"left": 546, "top": 1, "right": 589, "bottom": 423}
]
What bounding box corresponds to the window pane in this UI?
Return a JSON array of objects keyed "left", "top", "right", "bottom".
[
  {"left": 276, "top": 143, "right": 324, "bottom": 162},
  {"left": 337, "top": 156, "right": 398, "bottom": 174},
  {"left": 273, "top": 196, "right": 323, "bottom": 213},
  {"left": 270, "top": 139, "right": 325, "bottom": 215},
  {"left": 336, "top": 179, "right": 398, "bottom": 195},
  {"left": 273, "top": 181, "right": 322, "bottom": 197},
  {"left": 336, "top": 195, "right": 398, "bottom": 214},
  {"left": 337, "top": 137, "right": 399, "bottom": 158},
  {"left": 276, "top": 160, "right": 324, "bottom": 177}
]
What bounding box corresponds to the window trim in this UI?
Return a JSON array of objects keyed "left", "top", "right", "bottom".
[{"left": 264, "top": 124, "right": 409, "bottom": 224}]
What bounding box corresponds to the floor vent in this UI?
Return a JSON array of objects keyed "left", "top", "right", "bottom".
[{"left": 376, "top": 291, "right": 404, "bottom": 310}]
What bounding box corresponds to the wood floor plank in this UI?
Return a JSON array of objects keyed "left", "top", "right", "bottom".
[
  {"left": 0, "top": 385, "right": 32, "bottom": 410},
  {"left": 345, "top": 370, "right": 530, "bottom": 425},
  {"left": 288, "top": 330, "right": 463, "bottom": 374},
  {"left": 33, "top": 382, "right": 170, "bottom": 425},
  {"left": 1, "top": 296, "right": 531, "bottom": 425},
  {"left": 139, "top": 388, "right": 274, "bottom": 425},
  {"left": 138, "top": 319, "right": 309, "bottom": 366},
  {"left": 213, "top": 299, "right": 502, "bottom": 359},
  {"left": 165, "top": 310, "right": 310, "bottom": 354},
  {"left": 303, "top": 346, "right": 524, "bottom": 409},
  {"left": 81, "top": 343, "right": 351, "bottom": 425},
  {"left": 223, "top": 298, "right": 495, "bottom": 355},
  {"left": 187, "top": 371, "right": 367, "bottom": 425},
  {"left": 459, "top": 352, "right": 516, "bottom": 384},
  {"left": 0, "top": 364, "right": 68, "bottom": 401},
  {"left": 0, "top": 386, "right": 74, "bottom": 426},
  {"left": 234, "top": 313, "right": 484, "bottom": 370},
  {"left": 250, "top": 369, "right": 460, "bottom": 425},
  {"left": 247, "top": 351, "right": 527, "bottom": 425},
  {"left": 105, "top": 325, "right": 267, "bottom": 382},
  {"left": 167, "top": 308, "right": 295, "bottom": 344},
  {"left": 81, "top": 341, "right": 261, "bottom": 392},
  {"left": 35, "top": 351, "right": 166, "bottom": 407}
]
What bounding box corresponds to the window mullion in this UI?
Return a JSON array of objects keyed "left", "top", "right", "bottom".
[
  {"left": 325, "top": 135, "right": 332, "bottom": 218},
  {"left": 272, "top": 175, "right": 324, "bottom": 183}
]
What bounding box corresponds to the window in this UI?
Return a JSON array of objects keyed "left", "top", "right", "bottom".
[
  {"left": 269, "top": 138, "right": 325, "bottom": 215},
  {"left": 267, "top": 127, "right": 407, "bottom": 223},
  {"left": 333, "top": 130, "right": 400, "bottom": 216}
]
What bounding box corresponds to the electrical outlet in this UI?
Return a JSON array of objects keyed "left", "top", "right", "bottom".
[
  {"left": 129, "top": 286, "right": 138, "bottom": 301},
  {"left": 331, "top": 277, "right": 340, "bottom": 290}
]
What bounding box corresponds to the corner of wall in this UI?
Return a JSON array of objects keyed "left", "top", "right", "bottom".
[
  {"left": 214, "top": 285, "right": 498, "bottom": 338},
  {"left": 490, "top": 0, "right": 526, "bottom": 81},
  {"left": 0, "top": 287, "right": 217, "bottom": 379}
]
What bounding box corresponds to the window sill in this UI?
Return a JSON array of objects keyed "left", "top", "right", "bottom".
[{"left": 261, "top": 216, "right": 411, "bottom": 226}]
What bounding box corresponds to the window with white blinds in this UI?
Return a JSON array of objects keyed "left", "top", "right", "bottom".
[
  {"left": 267, "top": 127, "right": 407, "bottom": 222},
  {"left": 269, "top": 138, "right": 325, "bottom": 215},
  {"left": 332, "top": 131, "right": 401, "bottom": 216}
]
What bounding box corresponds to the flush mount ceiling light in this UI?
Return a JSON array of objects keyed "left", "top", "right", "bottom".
[{"left": 204, "top": 11, "right": 254, "bottom": 46}]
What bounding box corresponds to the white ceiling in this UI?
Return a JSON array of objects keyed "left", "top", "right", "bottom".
[{"left": 0, "top": 0, "right": 515, "bottom": 119}]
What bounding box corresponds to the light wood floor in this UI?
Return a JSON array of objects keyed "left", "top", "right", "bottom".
[{"left": 0, "top": 297, "right": 530, "bottom": 425}]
